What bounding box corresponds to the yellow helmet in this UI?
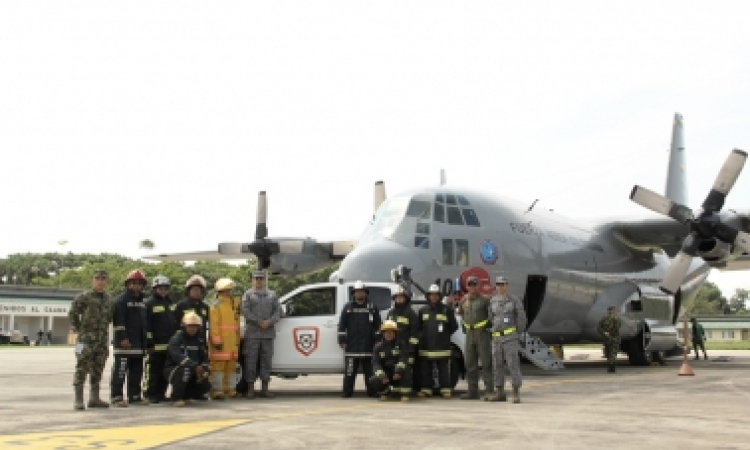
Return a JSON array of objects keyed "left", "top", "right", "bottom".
[
  {"left": 182, "top": 312, "right": 202, "bottom": 326},
  {"left": 215, "top": 277, "right": 235, "bottom": 292},
  {"left": 380, "top": 320, "right": 398, "bottom": 332}
]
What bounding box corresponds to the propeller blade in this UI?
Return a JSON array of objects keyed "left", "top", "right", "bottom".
[
  {"left": 630, "top": 186, "right": 693, "bottom": 223},
  {"left": 659, "top": 251, "right": 694, "bottom": 295},
  {"left": 255, "top": 191, "right": 268, "bottom": 240},
  {"left": 702, "top": 149, "right": 748, "bottom": 212},
  {"left": 659, "top": 233, "right": 701, "bottom": 294},
  {"left": 373, "top": 181, "right": 386, "bottom": 213},
  {"left": 278, "top": 240, "right": 305, "bottom": 254}
]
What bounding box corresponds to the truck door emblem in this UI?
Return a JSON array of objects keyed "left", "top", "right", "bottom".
[{"left": 293, "top": 327, "right": 319, "bottom": 356}]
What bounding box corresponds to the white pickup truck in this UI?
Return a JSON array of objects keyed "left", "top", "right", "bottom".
[{"left": 267, "top": 280, "right": 467, "bottom": 388}]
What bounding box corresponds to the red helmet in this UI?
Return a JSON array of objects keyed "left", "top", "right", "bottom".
[{"left": 125, "top": 269, "right": 147, "bottom": 285}]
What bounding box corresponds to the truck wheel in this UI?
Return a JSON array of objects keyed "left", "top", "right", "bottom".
[{"left": 450, "top": 346, "right": 464, "bottom": 389}]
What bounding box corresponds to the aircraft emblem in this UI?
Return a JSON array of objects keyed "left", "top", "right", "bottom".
[
  {"left": 480, "top": 240, "right": 499, "bottom": 265},
  {"left": 293, "top": 327, "right": 319, "bottom": 356}
]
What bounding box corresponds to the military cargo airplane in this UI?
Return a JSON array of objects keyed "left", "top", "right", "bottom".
[{"left": 148, "top": 114, "right": 750, "bottom": 366}]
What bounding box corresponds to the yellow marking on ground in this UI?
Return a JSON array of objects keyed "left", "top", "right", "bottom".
[
  {"left": 0, "top": 419, "right": 248, "bottom": 450},
  {"left": 0, "top": 404, "right": 388, "bottom": 450}
]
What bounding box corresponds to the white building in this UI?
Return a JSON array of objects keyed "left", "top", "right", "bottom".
[{"left": 0, "top": 285, "right": 80, "bottom": 344}]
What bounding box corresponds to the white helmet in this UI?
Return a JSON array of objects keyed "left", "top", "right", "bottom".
[
  {"left": 352, "top": 280, "right": 368, "bottom": 293},
  {"left": 185, "top": 275, "right": 207, "bottom": 290},
  {"left": 152, "top": 275, "right": 171, "bottom": 289},
  {"left": 391, "top": 285, "right": 411, "bottom": 299},
  {"left": 427, "top": 284, "right": 441, "bottom": 295}
]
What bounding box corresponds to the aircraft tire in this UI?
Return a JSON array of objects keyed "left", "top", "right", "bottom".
[{"left": 626, "top": 330, "right": 652, "bottom": 366}]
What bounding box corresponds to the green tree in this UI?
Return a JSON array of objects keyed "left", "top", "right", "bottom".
[
  {"left": 139, "top": 239, "right": 155, "bottom": 250},
  {"left": 686, "top": 281, "right": 727, "bottom": 315},
  {"left": 728, "top": 288, "right": 749, "bottom": 315}
]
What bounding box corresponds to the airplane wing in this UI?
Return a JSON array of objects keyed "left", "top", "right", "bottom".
[
  {"left": 604, "top": 217, "right": 690, "bottom": 256},
  {"left": 144, "top": 250, "right": 253, "bottom": 262},
  {"left": 601, "top": 212, "right": 750, "bottom": 269}
]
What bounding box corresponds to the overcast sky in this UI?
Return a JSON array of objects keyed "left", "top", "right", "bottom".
[{"left": 2, "top": 1, "right": 750, "bottom": 297}]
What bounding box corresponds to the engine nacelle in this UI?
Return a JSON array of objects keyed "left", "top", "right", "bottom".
[{"left": 697, "top": 238, "right": 732, "bottom": 262}]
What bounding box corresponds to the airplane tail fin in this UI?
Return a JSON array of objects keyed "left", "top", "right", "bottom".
[{"left": 665, "top": 113, "right": 688, "bottom": 205}]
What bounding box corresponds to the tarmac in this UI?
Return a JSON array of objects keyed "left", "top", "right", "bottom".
[{"left": 1, "top": 347, "right": 749, "bottom": 450}]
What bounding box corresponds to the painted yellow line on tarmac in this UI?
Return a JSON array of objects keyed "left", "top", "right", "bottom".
[{"left": 0, "top": 404, "right": 387, "bottom": 450}]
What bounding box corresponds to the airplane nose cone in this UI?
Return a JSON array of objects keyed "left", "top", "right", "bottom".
[{"left": 337, "top": 240, "right": 427, "bottom": 283}]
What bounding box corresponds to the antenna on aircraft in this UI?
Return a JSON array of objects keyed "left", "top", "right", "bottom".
[
  {"left": 525, "top": 199, "right": 539, "bottom": 214},
  {"left": 440, "top": 169, "right": 446, "bottom": 186}
]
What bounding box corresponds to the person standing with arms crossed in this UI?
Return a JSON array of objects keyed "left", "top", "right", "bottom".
[
  {"left": 485, "top": 276, "right": 527, "bottom": 404},
  {"left": 456, "top": 276, "right": 493, "bottom": 400},
  {"left": 241, "top": 270, "right": 281, "bottom": 399},
  {"left": 69, "top": 270, "right": 113, "bottom": 410}
]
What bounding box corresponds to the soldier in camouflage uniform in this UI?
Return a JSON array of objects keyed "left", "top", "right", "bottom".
[
  {"left": 241, "top": 270, "right": 281, "bottom": 399},
  {"left": 598, "top": 306, "right": 621, "bottom": 373},
  {"left": 485, "top": 276, "right": 527, "bottom": 404},
  {"left": 68, "top": 270, "right": 113, "bottom": 410}
]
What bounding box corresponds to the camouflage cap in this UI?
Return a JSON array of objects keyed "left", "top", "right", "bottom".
[
  {"left": 93, "top": 270, "right": 108, "bottom": 278},
  {"left": 253, "top": 270, "right": 266, "bottom": 279}
]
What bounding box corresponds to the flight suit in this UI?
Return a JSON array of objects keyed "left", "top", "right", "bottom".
[
  {"left": 242, "top": 288, "right": 281, "bottom": 385},
  {"left": 417, "top": 301, "right": 458, "bottom": 396},
  {"left": 111, "top": 290, "right": 148, "bottom": 404},
  {"left": 209, "top": 293, "right": 241, "bottom": 398},
  {"left": 488, "top": 293, "right": 527, "bottom": 393},
  {"left": 69, "top": 289, "right": 113, "bottom": 405},
  {"left": 458, "top": 293, "right": 493, "bottom": 396}
]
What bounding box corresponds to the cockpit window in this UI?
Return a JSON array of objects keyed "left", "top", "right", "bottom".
[
  {"left": 406, "top": 199, "right": 431, "bottom": 218},
  {"left": 416, "top": 223, "right": 430, "bottom": 234},
  {"left": 414, "top": 236, "right": 429, "bottom": 249},
  {"left": 435, "top": 193, "right": 445, "bottom": 203},
  {"left": 457, "top": 195, "right": 471, "bottom": 206},
  {"left": 446, "top": 194, "right": 457, "bottom": 205},
  {"left": 462, "top": 209, "right": 480, "bottom": 227},
  {"left": 434, "top": 203, "right": 445, "bottom": 223},
  {"left": 447, "top": 206, "right": 464, "bottom": 225}
]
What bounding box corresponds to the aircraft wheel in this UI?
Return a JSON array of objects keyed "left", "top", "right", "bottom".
[{"left": 626, "top": 329, "right": 652, "bottom": 366}]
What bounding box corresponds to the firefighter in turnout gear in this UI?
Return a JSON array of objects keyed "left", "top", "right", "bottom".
[
  {"left": 111, "top": 270, "right": 149, "bottom": 407},
  {"left": 144, "top": 275, "right": 177, "bottom": 404},
  {"left": 457, "top": 276, "right": 494, "bottom": 399},
  {"left": 337, "top": 281, "right": 382, "bottom": 398},
  {"left": 417, "top": 284, "right": 458, "bottom": 399},
  {"left": 485, "top": 276, "right": 527, "bottom": 404},
  {"left": 173, "top": 275, "right": 210, "bottom": 338},
  {"left": 241, "top": 270, "right": 281, "bottom": 399},
  {"left": 209, "top": 278, "right": 242, "bottom": 399},
  {"left": 69, "top": 270, "right": 113, "bottom": 410},
  {"left": 164, "top": 312, "right": 211, "bottom": 407},
  {"left": 369, "top": 320, "right": 411, "bottom": 402},
  {"left": 386, "top": 285, "right": 419, "bottom": 397}
]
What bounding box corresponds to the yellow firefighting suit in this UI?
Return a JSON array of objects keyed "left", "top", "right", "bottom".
[{"left": 209, "top": 293, "right": 241, "bottom": 398}]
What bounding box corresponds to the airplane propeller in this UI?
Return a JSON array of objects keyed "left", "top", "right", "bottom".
[
  {"left": 218, "top": 191, "right": 304, "bottom": 269},
  {"left": 629, "top": 149, "right": 750, "bottom": 294}
]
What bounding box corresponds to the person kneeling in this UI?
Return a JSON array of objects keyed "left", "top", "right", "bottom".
[
  {"left": 369, "top": 320, "right": 411, "bottom": 402},
  {"left": 164, "top": 312, "right": 211, "bottom": 407}
]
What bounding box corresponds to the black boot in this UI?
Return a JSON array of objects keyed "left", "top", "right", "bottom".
[{"left": 607, "top": 364, "right": 615, "bottom": 373}]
